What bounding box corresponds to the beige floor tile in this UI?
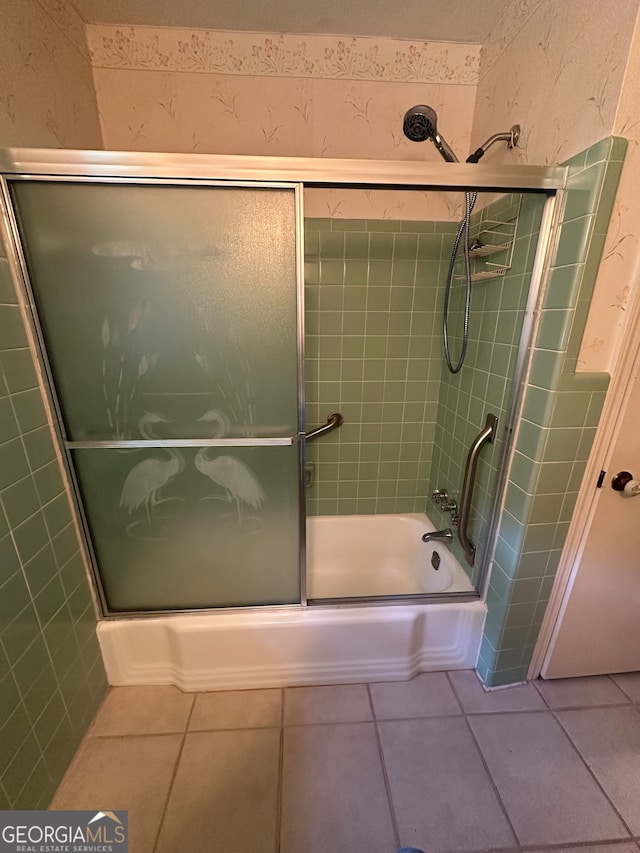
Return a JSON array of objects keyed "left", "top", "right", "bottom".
[
  {"left": 280, "top": 722, "right": 395, "bottom": 853},
  {"left": 155, "top": 729, "right": 280, "bottom": 853},
  {"left": 370, "top": 671, "right": 461, "bottom": 719},
  {"left": 469, "top": 712, "right": 628, "bottom": 845},
  {"left": 283, "top": 683, "right": 371, "bottom": 725},
  {"left": 558, "top": 707, "right": 640, "bottom": 834},
  {"left": 379, "top": 717, "right": 516, "bottom": 852},
  {"left": 535, "top": 676, "right": 629, "bottom": 708},
  {"left": 449, "top": 670, "right": 546, "bottom": 713},
  {"left": 89, "top": 686, "right": 194, "bottom": 736},
  {"left": 611, "top": 672, "right": 640, "bottom": 703},
  {"left": 51, "top": 734, "right": 181, "bottom": 853},
  {"left": 189, "top": 688, "right": 282, "bottom": 730}
]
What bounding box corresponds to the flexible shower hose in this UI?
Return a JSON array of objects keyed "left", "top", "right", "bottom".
[{"left": 443, "top": 190, "right": 478, "bottom": 374}]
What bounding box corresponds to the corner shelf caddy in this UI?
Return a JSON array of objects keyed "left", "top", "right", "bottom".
[{"left": 456, "top": 196, "right": 522, "bottom": 284}]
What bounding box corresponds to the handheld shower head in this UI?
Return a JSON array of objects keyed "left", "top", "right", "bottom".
[
  {"left": 402, "top": 105, "right": 459, "bottom": 162},
  {"left": 402, "top": 105, "right": 438, "bottom": 142}
]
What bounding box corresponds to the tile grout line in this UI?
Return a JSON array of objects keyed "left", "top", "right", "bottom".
[
  {"left": 551, "top": 708, "right": 637, "bottom": 842},
  {"left": 274, "top": 688, "right": 284, "bottom": 853},
  {"left": 532, "top": 675, "right": 634, "bottom": 713},
  {"left": 607, "top": 674, "right": 640, "bottom": 706},
  {"left": 445, "top": 672, "right": 525, "bottom": 852},
  {"left": 151, "top": 694, "right": 197, "bottom": 853},
  {"left": 520, "top": 840, "right": 640, "bottom": 851},
  {"left": 461, "top": 712, "right": 525, "bottom": 850},
  {"left": 366, "top": 683, "right": 401, "bottom": 850}
]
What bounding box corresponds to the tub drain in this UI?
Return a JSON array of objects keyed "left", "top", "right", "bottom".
[{"left": 431, "top": 550, "right": 440, "bottom": 570}]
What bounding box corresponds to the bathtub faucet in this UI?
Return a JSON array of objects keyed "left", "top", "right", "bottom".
[{"left": 422, "top": 528, "right": 453, "bottom": 543}]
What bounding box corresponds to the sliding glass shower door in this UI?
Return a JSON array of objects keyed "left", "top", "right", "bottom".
[{"left": 9, "top": 179, "right": 303, "bottom": 612}]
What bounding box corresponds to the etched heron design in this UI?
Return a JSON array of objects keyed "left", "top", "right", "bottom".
[
  {"left": 197, "top": 408, "right": 231, "bottom": 438},
  {"left": 194, "top": 449, "right": 265, "bottom": 524},
  {"left": 119, "top": 412, "right": 185, "bottom": 531},
  {"left": 120, "top": 449, "right": 185, "bottom": 523}
]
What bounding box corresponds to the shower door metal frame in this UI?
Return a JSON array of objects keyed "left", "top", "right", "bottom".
[
  {"left": 0, "top": 148, "right": 567, "bottom": 618},
  {"left": 0, "top": 171, "right": 308, "bottom": 617}
]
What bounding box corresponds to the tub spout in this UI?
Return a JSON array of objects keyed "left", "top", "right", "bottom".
[{"left": 422, "top": 528, "right": 453, "bottom": 543}]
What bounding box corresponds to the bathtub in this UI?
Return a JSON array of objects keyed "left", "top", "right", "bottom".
[
  {"left": 307, "top": 513, "right": 475, "bottom": 599},
  {"left": 98, "top": 512, "right": 486, "bottom": 690}
]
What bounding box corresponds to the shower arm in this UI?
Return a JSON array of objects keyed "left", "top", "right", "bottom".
[{"left": 466, "top": 125, "right": 521, "bottom": 163}]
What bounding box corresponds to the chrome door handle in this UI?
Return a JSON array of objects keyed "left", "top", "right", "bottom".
[{"left": 305, "top": 412, "right": 343, "bottom": 442}]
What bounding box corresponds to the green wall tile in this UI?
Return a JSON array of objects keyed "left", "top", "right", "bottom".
[
  {"left": 0, "top": 534, "right": 20, "bottom": 587},
  {"left": 481, "top": 137, "right": 623, "bottom": 688},
  {"left": 0, "top": 308, "right": 29, "bottom": 349}
]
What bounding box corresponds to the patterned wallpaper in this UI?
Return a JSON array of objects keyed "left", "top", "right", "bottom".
[
  {"left": 88, "top": 26, "right": 480, "bottom": 221},
  {"left": 472, "top": 0, "right": 640, "bottom": 372},
  {"left": 5, "top": 0, "right": 640, "bottom": 363},
  {"left": 87, "top": 27, "right": 481, "bottom": 84},
  {"left": 479, "top": 0, "right": 544, "bottom": 77},
  {"left": 0, "top": 0, "right": 101, "bottom": 149}
]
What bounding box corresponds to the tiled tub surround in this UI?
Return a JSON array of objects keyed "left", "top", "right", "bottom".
[
  {"left": 304, "top": 217, "right": 458, "bottom": 517},
  {"left": 478, "top": 137, "right": 627, "bottom": 687},
  {"left": 52, "top": 671, "right": 640, "bottom": 853},
  {"left": 0, "top": 237, "right": 107, "bottom": 808},
  {"left": 305, "top": 219, "right": 456, "bottom": 515},
  {"left": 428, "top": 192, "right": 547, "bottom": 584},
  {"left": 304, "top": 193, "right": 546, "bottom": 588}
]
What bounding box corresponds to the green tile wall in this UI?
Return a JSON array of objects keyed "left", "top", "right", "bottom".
[
  {"left": 304, "top": 218, "right": 458, "bottom": 516},
  {"left": 0, "top": 237, "right": 107, "bottom": 807},
  {"left": 478, "top": 137, "right": 627, "bottom": 687},
  {"left": 428, "top": 193, "right": 547, "bottom": 585}
]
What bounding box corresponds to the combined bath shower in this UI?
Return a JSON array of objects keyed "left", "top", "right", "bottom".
[{"left": 402, "top": 105, "right": 520, "bottom": 372}]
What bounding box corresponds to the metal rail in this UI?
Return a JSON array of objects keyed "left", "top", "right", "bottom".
[
  {"left": 305, "top": 412, "right": 343, "bottom": 442},
  {"left": 458, "top": 413, "right": 499, "bottom": 566}
]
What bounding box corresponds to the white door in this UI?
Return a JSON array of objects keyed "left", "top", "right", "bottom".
[{"left": 541, "top": 356, "right": 640, "bottom": 678}]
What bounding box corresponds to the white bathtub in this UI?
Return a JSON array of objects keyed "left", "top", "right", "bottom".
[
  {"left": 98, "top": 513, "right": 486, "bottom": 690},
  {"left": 307, "top": 513, "right": 475, "bottom": 599}
]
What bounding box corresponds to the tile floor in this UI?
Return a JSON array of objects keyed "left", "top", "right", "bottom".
[{"left": 51, "top": 670, "right": 640, "bottom": 853}]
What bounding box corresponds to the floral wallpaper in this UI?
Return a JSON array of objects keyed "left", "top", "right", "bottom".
[
  {"left": 89, "top": 27, "right": 480, "bottom": 220},
  {"left": 584, "top": 19, "right": 640, "bottom": 372},
  {"left": 471, "top": 0, "right": 640, "bottom": 372},
  {"left": 87, "top": 26, "right": 480, "bottom": 84},
  {"left": 0, "top": 0, "right": 101, "bottom": 148},
  {"left": 479, "top": 0, "right": 544, "bottom": 78},
  {"left": 3, "top": 0, "right": 639, "bottom": 360}
]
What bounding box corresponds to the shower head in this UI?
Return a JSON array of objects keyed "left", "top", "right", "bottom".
[
  {"left": 402, "top": 105, "right": 459, "bottom": 162},
  {"left": 403, "top": 105, "right": 438, "bottom": 142}
]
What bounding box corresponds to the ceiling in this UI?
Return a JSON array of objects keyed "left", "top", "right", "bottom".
[{"left": 68, "top": 0, "right": 513, "bottom": 43}]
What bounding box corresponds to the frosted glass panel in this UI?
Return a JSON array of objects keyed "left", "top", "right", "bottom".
[
  {"left": 11, "top": 179, "right": 302, "bottom": 611},
  {"left": 12, "top": 181, "right": 298, "bottom": 441},
  {"left": 73, "top": 445, "right": 300, "bottom": 610}
]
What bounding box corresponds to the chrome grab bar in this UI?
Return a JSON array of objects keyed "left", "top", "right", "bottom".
[
  {"left": 458, "top": 413, "right": 499, "bottom": 566},
  {"left": 305, "top": 412, "right": 344, "bottom": 442}
]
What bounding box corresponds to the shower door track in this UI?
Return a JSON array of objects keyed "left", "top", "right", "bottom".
[{"left": 0, "top": 148, "right": 566, "bottom": 619}]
